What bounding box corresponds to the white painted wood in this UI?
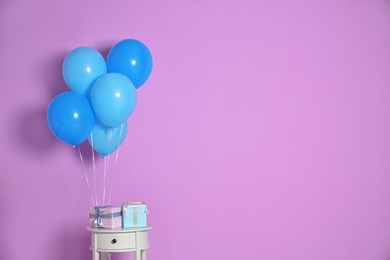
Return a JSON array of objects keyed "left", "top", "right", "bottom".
[
  {"left": 87, "top": 226, "right": 152, "bottom": 260},
  {"left": 141, "top": 249, "right": 147, "bottom": 260},
  {"left": 96, "top": 233, "right": 136, "bottom": 250},
  {"left": 139, "top": 231, "right": 149, "bottom": 250},
  {"left": 101, "top": 252, "right": 108, "bottom": 260}
]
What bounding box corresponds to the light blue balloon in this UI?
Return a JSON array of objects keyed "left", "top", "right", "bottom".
[
  {"left": 90, "top": 73, "right": 137, "bottom": 128},
  {"left": 47, "top": 91, "right": 95, "bottom": 146},
  {"left": 107, "top": 39, "right": 153, "bottom": 89},
  {"left": 88, "top": 120, "right": 128, "bottom": 156},
  {"left": 62, "top": 47, "right": 107, "bottom": 97}
]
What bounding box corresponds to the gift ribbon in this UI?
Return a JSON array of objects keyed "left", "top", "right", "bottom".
[
  {"left": 132, "top": 205, "right": 138, "bottom": 228},
  {"left": 90, "top": 206, "right": 122, "bottom": 228}
]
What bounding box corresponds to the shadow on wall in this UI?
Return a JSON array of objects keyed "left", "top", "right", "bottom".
[
  {"left": 20, "top": 107, "right": 58, "bottom": 150},
  {"left": 44, "top": 51, "right": 70, "bottom": 99},
  {"left": 8, "top": 52, "right": 69, "bottom": 158},
  {"left": 0, "top": 171, "right": 11, "bottom": 259},
  {"left": 96, "top": 42, "right": 115, "bottom": 61},
  {"left": 8, "top": 104, "right": 61, "bottom": 160},
  {"left": 9, "top": 106, "right": 98, "bottom": 162},
  {"left": 9, "top": 42, "right": 118, "bottom": 161}
]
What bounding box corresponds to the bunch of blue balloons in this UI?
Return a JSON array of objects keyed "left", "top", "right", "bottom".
[{"left": 47, "top": 39, "right": 153, "bottom": 156}]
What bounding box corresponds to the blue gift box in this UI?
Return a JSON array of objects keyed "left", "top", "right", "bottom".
[{"left": 122, "top": 201, "right": 148, "bottom": 228}]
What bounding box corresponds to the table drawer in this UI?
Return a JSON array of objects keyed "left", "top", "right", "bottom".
[{"left": 96, "top": 232, "right": 136, "bottom": 251}]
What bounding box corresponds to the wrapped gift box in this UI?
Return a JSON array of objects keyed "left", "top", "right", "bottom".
[
  {"left": 122, "top": 201, "right": 148, "bottom": 228},
  {"left": 89, "top": 206, "right": 122, "bottom": 229}
]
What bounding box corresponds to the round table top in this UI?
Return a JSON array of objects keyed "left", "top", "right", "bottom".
[{"left": 87, "top": 226, "right": 153, "bottom": 233}]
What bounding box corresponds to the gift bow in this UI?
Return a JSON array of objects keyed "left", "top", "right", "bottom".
[{"left": 123, "top": 201, "right": 149, "bottom": 214}]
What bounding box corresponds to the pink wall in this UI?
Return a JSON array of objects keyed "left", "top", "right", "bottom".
[{"left": 1, "top": 0, "right": 390, "bottom": 259}]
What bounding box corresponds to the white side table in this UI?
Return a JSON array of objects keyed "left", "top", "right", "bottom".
[{"left": 87, "top": 226, "right": 152, "bottom": 260}]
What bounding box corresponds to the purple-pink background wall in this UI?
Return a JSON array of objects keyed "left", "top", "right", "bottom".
[{"left": 1, "top": 0, "right": 390, "bottom": 259}]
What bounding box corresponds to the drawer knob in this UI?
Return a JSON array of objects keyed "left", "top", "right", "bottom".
[{"left": 111, "top": 239, "right": 117, "bottom": 244}]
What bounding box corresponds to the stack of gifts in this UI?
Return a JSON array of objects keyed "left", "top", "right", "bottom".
[{"left": 89, "top": 201, "right": 148, "bottom": 229}]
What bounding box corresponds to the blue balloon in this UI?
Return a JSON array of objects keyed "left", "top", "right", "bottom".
[
  {"left": 90, "top": 73, "right": 137, "bottom": 128},
  {"left": 107, "top": 39, "right": 153, "bottom": 89},
  {"left": 62, "top": 47, "right": 107, "bottom": 97},
  {"left": 47, "top": 91, "right": 95, "bottom": 146},
  {"left": 88, "top": 120, "right": 128, "bottom": 156}
]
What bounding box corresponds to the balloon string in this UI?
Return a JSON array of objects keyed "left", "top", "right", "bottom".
[
  {"left": 103, "top": 155, "right": 107, "bottom": 205},
  {"left": 90, "top": 133, "right": 98, "bottom": 206},
  {"left": 107, "top": 124, "right": 123, "bottom": 205},
  {"left": 77, "top": 146, "right": 95, "bottom": 206},
  {"left": 103, "top": 129, "right": 113, "bottom": 205},
  {"left": 107, "top": 130, "right": 112, "bottom": 172},
  {"left": 115, "top": 124, "right": 123, "bottom": 164}
]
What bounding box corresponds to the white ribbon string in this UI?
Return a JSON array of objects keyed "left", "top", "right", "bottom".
[
  {"left": 90, "top": 133, "right": 98, "bottom": 206},
  {"left": 102, "top": 129, "right": 113, "bottom": 205},
  {"left": 107, "top": 124, "right": 123, "bottom": 206},
  {"left": 103, "top": 155, "right": 107, "bottom": 205},
  {"left": 77, "top": 146, "right": 95, "bottom": 206},
  {"left": 115, "top": 124, "right": 123, "bottom": 164}
]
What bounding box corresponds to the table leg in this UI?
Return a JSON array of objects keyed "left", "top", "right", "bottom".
[
  {"left": 91, "top": 233, "right": 99, "bottom": 260},
  {"left": 101, "top": 252, "right": 108, "bottom": 260},
  {"left": 134, "top": 249, "right": 147, "bottom": 260},
  {"left": 141, "top": 249, "right": 147, "bottom": 260},
  {"left": 134, "top": 250, "right": 141, "bottom": 260},
  {"left": 92, "top": 249, "right": 99, "bottom": 260}
]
